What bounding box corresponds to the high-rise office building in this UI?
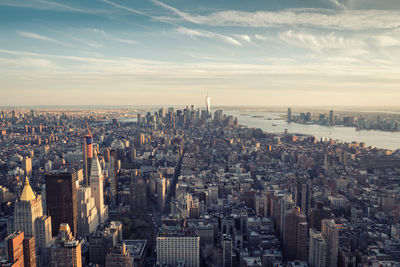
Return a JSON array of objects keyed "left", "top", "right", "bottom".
[
  {"left": 287, "top": 108, "right": 292, "bottom": 122},
  {"left": 49, "top": 224, "right": 82, "bottom": 267},
  {"left": 322, "top": 219, "right": 339, "bottom": 267},
  {"left": 130, "top": 175, "right": 147, "bottom": 215},
  {"left": 23, "top": 236, "right": 36, "bottom": 267},
  {"left": 104, "top": 243, "right": 133, "bottom": 267},
  {"left": 294, "top": 182, "right": 310, "bottom": 216},
  {"left": 283, "top": 207, "right": 308, "bottom": 261},
  {"left": 14, "top": 178, "right": 44, "bottom": 250},
  {"left": 34, "top": 215, "right": 53, "bottom": 250},
  {"left": 83, "top": 125, "right": 94, "bottom": 186},
  {"left": 157, "top": 230, "right": 200, "bottom": 267},
  {"left": 205, "top": 94, "right": 211, "bottom": 118},
  {"left": 222, "top": 235, "right": 232, "bottom": 267},
  {"left": 308, "top": 228, "right": 326, "bottom": 267},
  {"left": 77, "top": 186, "right": 99, "bottom": 236},
  {"left": 88, "top": 221, "right": 123, "bottom": 265},
  {"left": 46, "top": 172, "right": 78, "bottom": 237},
  {"left": 5, "top": 231, "right": 24, "bottom": 267},
  {"left": 22, "top": 157, "right": 32, "bottom": 177},
  {"left": 109, "top": 150, "right": 118, "bottom": 206},
  {"left": 329, "top": 110, "right": 334, "bottom": 125},
  {"left": 90, "top": 152, "right": 108, "bottom": 223}
]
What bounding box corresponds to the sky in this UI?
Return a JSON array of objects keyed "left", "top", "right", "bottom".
[{"left": 0, "top": 0, "right": 400, "bottom": 107}]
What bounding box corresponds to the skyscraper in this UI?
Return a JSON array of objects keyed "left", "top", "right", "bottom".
[
  {"left": 157, "top": 229, "right": 200, "bottom": 267},
  {"left": 104, "top": 243, "right": 133, "bottom": 267},
  {"left": 23, "top": 236, "right": 36, "bottom": 267},
  {"left": 130, "top": 175, "right": 147, "bottom": 215},
  {"left": 283, "top": 207, "right": 308, "bottom": 261},
  {"left": 287, "top": 108, "right": 292, "bottom": 122},
  {"left": 49, "top": 224, "right": 82, "bottom": 267},
  {"left": 205, "top": 93, "right": 211, "bottom": 118},
  {"left": 46, "top": 172, "right": 78, "bottom": 237},
  {"left": 83, "top": 123, "right": 94, "bottom": 186},
  {"left": 109, "top": 150, "right": 118, "bottom": 206},
  {"left": 77, "top": 186, "right": 99, "bottom": 236},
  {"left": 22, "top": 156, "right": 32, "bottom": 177},
  {"left": 5, "top": 231, "right": 24, "bottom": 267},
  {"left": 14, "top": 178, "right": 45, "bottom": 251},
  {"left": 34, "top": 215, "right": 52, "bottom": 251},
  {"left": 222, "top": 235, "right": 232, "bottom": 267},
  {"left": 309, "top": 228, "right": 326, "bottom": 267},
  {"left": 90, "top": 152, "right": 108, "bottom": 223},
  {"left": 294, "top": 182, "right": 310, "bottom": 216},
  {"left": 322, "top": 219, "right": 339, "bottom": 267}
]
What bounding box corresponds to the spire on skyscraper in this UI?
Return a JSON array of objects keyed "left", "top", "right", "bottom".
[{"left": 20, "top": 177, "right": 36, "bottom": 201}]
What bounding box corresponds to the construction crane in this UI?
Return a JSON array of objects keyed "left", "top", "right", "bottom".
[{"left": 85, "top": 121, "right": 92, "bottom": 137}]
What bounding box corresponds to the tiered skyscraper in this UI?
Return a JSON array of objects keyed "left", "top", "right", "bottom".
[
  {"left": 49, "top": 223, "right": 82, "bottom": 267},
  {"left": 89, "top": 151, "right": 108, "bottom": 223},
  {"left": 14, "top": 177, "right": 52, "bottom": 261}
]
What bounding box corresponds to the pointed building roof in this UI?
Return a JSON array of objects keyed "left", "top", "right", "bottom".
[
  {"left": 20, "top": 177, "right": 36, "bottom": 201},
  {"left": 90, "top": 152, "right": 102, "bottom": 180}
]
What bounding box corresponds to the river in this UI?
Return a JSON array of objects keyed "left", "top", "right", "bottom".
[{"left": 226, "top": 110, "right": 400, "bottom": 150}]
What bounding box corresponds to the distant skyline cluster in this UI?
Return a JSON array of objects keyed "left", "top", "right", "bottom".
[{"left": 0, "top": 0, "right": 399, "bottom": 106}]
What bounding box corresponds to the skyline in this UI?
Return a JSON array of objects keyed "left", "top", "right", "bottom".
[{"left": 1, "top": 0, "right": 400, "bottom": 106}]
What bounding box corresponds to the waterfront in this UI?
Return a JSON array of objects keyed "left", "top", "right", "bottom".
[
  {"left": 229, "top": 111, "right": 400, "bottom": 151},
  {"left": 116, "top": 107, "right": 400, "bottom": 151}
]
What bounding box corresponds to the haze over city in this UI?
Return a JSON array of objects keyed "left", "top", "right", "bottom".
[{"left": 1, "top": 0, "right": 400, "bottom": 106}]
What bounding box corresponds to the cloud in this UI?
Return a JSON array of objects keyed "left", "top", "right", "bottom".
[
  {"left": 17, "top": 31, "right": 69, "bottom": 46},
  {"left": 151, "top": 0, "right": 201, "bottom": 24},
  {"left": 254, "top": 34, "right": 268, "bottom": 41},
  {"left": 89, "top": 28, "right": 136, "bottom": 45},
  {"left": 175, "top": 27, "right": 242, "bottom": 46},
  {"left": 0, "top": 57, "right": 55, "bottom": 68},
  {"left": 100, "top": 0, "right": 149, "bottom": 17},
  {"left": 330, "top": 0, "right": 347, "bottom": 10},
  {"left": 278, "top": 30, "right": 365, "bottom": 53},
  {"left": 235, "top": 34, "right": 252, "bottom": 43},
  {"left": 0, "top": 0, "right": 99, "bottom": 14},
  {"left": 153, "top": 5, "right": 400, "bottom": 30}
]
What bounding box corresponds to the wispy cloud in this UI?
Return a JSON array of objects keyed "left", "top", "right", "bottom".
[
  {"left": 17, "top": 31, "right": 70, "bottom": 46},
  {"left": 0, "top": 0, "right": 99, "bottom": 14},
  {"left": 329, "top": 0, "right": 347, "bottom": 10},
  {"left": 100, "top": 0, "right": 149, "bottom": 17},
  {"left": 151, "top": 0, "right": 201, "bottom": 24},
  {"left": 175, "top": 27, "right": 241, "bottom": 46},
  {"left": 254, "top": 34, "right": 268, "bottom": 41},
  {"left": 278, "top": 30, "right": 365, "bottom": 53},
  {"left": 89, "top": 28, "right": 136, "bottom": 45},
  {"left": 153, "top": 5, "right": 400, "bottom": 30}
]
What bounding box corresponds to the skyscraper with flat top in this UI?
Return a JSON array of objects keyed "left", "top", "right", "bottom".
[
  {"left": 283, "top": 207, "right": 308, "bottom": 261},
  {"left": 309, "top": 228, "right": 326, "bottom": 267},
  {"left": 23, "top": 236, "right": 36, "bottom": 267},
  {"left": 46, "top": 172, "right": 78, "bottom": 237},
  {"left": 157, "top": 229, "right": 200, "bottom": 267},
  {"left": 5, "top": 231, "right": 24, "bottom": 267},
  {"left": 322, "top": 219, "right": 338, "bottom": 267}
]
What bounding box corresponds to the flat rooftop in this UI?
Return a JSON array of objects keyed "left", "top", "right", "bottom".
[{"left": 123, "top": 240, "right": 147, "bottom": 259}]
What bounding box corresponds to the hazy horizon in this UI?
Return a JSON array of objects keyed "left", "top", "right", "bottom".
[{"left": 1, "top": 0, "right": 400, "bottom": 106}]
